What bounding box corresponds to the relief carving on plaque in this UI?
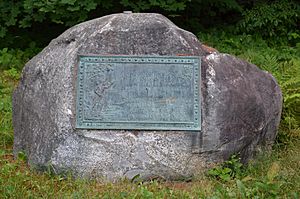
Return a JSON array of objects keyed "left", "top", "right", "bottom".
[{"left": 76, "top": 55, "right": 201, "bottom": 130}]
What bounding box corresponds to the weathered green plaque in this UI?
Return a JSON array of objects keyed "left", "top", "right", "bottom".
[{"left": 76, "top": 55, "right": 201, "bottom": 131}]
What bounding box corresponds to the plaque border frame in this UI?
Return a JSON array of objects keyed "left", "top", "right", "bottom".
[{"left": 75, "top": 55, "right": 201, "bottom": 131}]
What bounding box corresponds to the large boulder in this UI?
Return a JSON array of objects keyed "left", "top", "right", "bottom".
[{"left": 13, "top": 13, "right": 282, "bottom": 181}]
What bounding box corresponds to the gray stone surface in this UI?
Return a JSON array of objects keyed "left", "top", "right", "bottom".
[{"left": 13, "top": 13, "right": 282, "bottom": 181}]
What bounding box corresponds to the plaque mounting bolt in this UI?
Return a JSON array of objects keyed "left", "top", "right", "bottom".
[{"left": 123, "top": 11, "right": 133, "bottom": 14}]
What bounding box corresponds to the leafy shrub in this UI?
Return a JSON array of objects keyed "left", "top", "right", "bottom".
[
  {"left": 237, "top": 0, "right": 300, "bottom": 42},
  {"left": 0, "top": 0, "right": 102, "bottom": 37},
  {"left": 208, "top": 155, "right": 243, "bottom": 181},
  {"left": 279, "top": 58, "right": 300, "bottom": 131},
  {"left": 0, "top": 45, "right": 40, "bottom": 70},
  {"left": 120, "top": 0, "right": 188, "bottom": 12},
  {"left": 4, "top": 0, "right": 297, "bottom": 48},
  {"left": 0, "top": 0, "right": 192, "bottom": 40}
]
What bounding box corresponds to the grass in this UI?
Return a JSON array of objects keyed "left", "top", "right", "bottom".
[
  {"left": 0, "top": 69, "right": 17, "bottom": 150},
  {"left": 0, "top": 136, "right": 299, "bottom": 198},
  {"left": 0, "top": 33, "right": 299, "bottom": 198}
]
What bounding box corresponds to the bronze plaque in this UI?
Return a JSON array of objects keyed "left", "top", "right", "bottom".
[{"left": 76, "top": 55, "right": 201, "bottom": 131}]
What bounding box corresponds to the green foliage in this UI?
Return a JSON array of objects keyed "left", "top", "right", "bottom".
[
  {"left": 280, "top": 58, "right": 300, "bottom": 131},
  {"left": 171, "top": 0, "right": 244, "bottom": 33},
  {"left": 17, "top": 151, "right": 28, "bottom": 162},
  {"left": 0, "top": 0, "right": 104, "bottom": 36},
  {"left": 0, "top": 44, "right": 40, "bottom": 70},
  {"left": 120, "top": 0, "right": 189, "bottom": 12},
  {"left": 0, "top": 0, "right": 192, "bottom": 41},
  {"left": 233, "top": 177, "right": 283, "bottom": 198},
  {"left": 238, "top": 0, "right": 300, "bottom": 42},
  {"left": 0, "top": 72, "right": 15, "bottom": 149},
  {"left": 208, "top": 155, "right": 243, "bottom": 181},
  {"left": 209, "top": 142, "right": 300, "bottom": 198},
  {"left": 232, "top": 162, "right": 284, "bottom": 198},
  {"left": 3, "top": 0, "right": 299, "bottom": 48}
]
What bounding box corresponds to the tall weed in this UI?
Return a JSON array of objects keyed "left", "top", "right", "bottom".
[{"left": 237, "top": 0, "right": 300, "bottom": 44}]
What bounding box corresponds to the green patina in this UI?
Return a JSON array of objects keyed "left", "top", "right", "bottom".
[{"left": 76, "top": 55, "right": 201, "bottom": 131}]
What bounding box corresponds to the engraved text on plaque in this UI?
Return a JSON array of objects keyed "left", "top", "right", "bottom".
[{"left": 76, "top": 55, "right": 201, "bottom": 131}]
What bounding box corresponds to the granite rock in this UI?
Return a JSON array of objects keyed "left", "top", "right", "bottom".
[{"left": 13, "top": 13, "right": 282, "bottom": 181}]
